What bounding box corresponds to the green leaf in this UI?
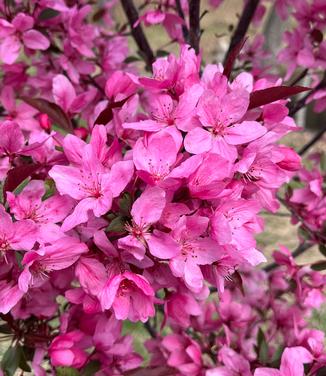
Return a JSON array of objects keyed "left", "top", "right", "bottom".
[
  {"left": 56, "top": 367, "right": 80, "bottom": 376},
  {"left": 156, "top": 50, "right": 169, "bottom": 57},
  {"left": 81, "top": 361, "right": 101, "bottom": 376},
  {"left": 42, "top": 179, "right": 56, "bottom": 201},
  {"left": 38, "top": 8, "right": 60, "bottom": 21},
  {"left": 124, "top": 56, "right": 141, "bottom": 64},
  {"left": 270, "top": 345, "right": 284, "bottom": 368},
  {"left": 257, "top": 328, "right": 269, "bottom": 364},
  {"left": 106, "top": 216, "right": 125, "bottom": 233},
  {"left": 319, "top": 245, "right": 326, "bottom": 257},
  {"left": 12, "top": 177, "right": 31, "bottom": 196},
  {"left": 119, "top": 192, "right": 132, "bottom": 216},
  {"left": 311, "top": 260, "right": 326, "bottom": 271},
  {"left": 1, "top": 346, "right": 20, "bottom": 376},
  {"left": 17, "top": 346, "right": 31, "bottom": 372}
]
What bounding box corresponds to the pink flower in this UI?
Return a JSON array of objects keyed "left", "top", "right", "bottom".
[
  {"left": 49, "top": 145, "right": 134, "bottom": 231},
  {"left": 0, "top": 13, "right": 49, "bottom": 64},
  {"left": 184, "top": 89, "right": 266, "bottom": 161},
  {"left": 169, "top": 214, "right": 222, "bottom": 292},
  {"left": 0, "top": 204, "right": 37, "bottom": 262},
  {"left": 133, "top": 129, "right": 182, "bottom": 187},
  {"left": 0, "top": 86, "right": 39, "bottom": 131},
  {"left": 254, "top": 346, "right": 313, "bottom": 376},
  {"left": 165, "top": 292, "right": 202, "bottom": 327},
  {"left": 123, "top": 85, "right": 202, "bottom": 132},
  {"left": 52, "top": 74, "right": 96, "bottom": 114},
  {"left": 49, "top": 330, "right": 89, "bottom": 369},
  {"left": 100, "top": 271, "right": 155, "bottom": 322},
  {"left": 18, "top": 236, "right": 88, "bottom": 292},
  {"left": 0, "top": 281, "right": 24, "bottom": 314},
  {"left": 0, "top": 120, "right": 24, "bottom": 157},
  {"left": 7, "top": 180, "right": 74, "bottom": 242},
  {"left": 118, "top": 186, "right": 179, "bottom": 260},
  {"left": 207, "top": 346, "right": 251, "bottom": 376},
  {"left": 140, "top": 44, "right": 200, "bottom": 96},
  {"left": 162, "top": 333, "right": 202, "bottom": 375}
]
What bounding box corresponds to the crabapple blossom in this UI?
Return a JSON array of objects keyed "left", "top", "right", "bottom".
[{"left": 0, "top": 0, "right": 324, "bottom": 375}]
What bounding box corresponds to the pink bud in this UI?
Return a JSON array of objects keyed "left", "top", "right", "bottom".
[
  {"left": 74, "top": 127, "right": 89, "bottom": 140},
  {"left": 39, "top": 113, "right": 51, "bottom": 131}
]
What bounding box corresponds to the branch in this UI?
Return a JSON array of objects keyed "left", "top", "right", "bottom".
[
  {"left": 189, "top": 0, "right": 201, "bottom": 54},
  {"left": 175, "top": 0, "right": 189, "bottom": 43},
  {"left": 120, "top": 0, "right": 155, "bottom": 70},
  {"left": 288, "top": 71, "right": 326, "bottom": 116},
  {"left": 298, "top": 123, "right": 326, "bottom": 156},
  {"left": 263, "top": 242, "right": 313, "bottom": 272},
  {"left": 223, "top": 0, "right": 260, "bottom": 64}
]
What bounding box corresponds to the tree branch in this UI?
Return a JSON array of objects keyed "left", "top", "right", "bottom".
[
  {"left": 175, "top": 0, "right": 190, "bottom": 43},
  {"left": 288, "top": 71, "right": 326, "bottom": 116},
  {"left": 120, "top": 0, "right": 155, "bottom": 70},
  {"left": 298, "top": 124, "right": 326, "bottom": 156},
  {"left": 223, "top": 0, "right": 260, "bottom": 64},
  {"left": 189, "top": 0, "right": 201, "bottom": 54}
]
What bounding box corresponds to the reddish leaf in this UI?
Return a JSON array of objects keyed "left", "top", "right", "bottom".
[
  {"left": 3, "top": 163, "right": 41, "bottom": 202},
  {"left": 125, "top": 367, "right": 177, "bottom": 376},
  {"left": 21, "top": 96, "right": 73, "bottom": 133},
  {"left": 94, "top": 95, "right": 134, "bottom": 125},
  {"left": 248, "top": 86, "right": 310, "bottom": 110},
  {"left": 223, "top": 37, "right": 248, "bottom": 79}
]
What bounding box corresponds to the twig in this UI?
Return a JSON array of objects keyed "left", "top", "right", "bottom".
[
  {"left": 120, "top": 0, "right": 155, "bottom": 70},
  {"left": 175, "top": 0, "right": 189, "bottom": 42},
  {"left": 289, "top": 71, "right": 326, "bottom": 116},
  {"left": 189, "top": 0, "right": 201, "bottom": 54},
  {"left": 223, "top": 0, "right": 260, "bottom": 64},
  {"left": 144, "top": 320, "right": 157, "bottom": 338},
  {"left": 289, "top": 69, "right": 309, "bottom": 87},
  {"left": 298, "top": 124, "right": 326, "bottom": 156},
  {"left": 263, "top": 242, "right": 313, "bottom": 272}
]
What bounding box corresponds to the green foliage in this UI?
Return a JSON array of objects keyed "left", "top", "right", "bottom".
[{"left": 1, "top": 345, "right": 31, "bottom": 376}]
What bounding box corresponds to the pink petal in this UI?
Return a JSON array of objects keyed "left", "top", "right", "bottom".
[
  {"left": 104, "top": 160, "right": 134, "bottom": 198},
  {"left": 0, "top": 35, "right": 21, "bottom": 64},
  {"left": 52, "top": 74, "right": 76, "bottom": 112},
  {"left": 131, "top": 186, "right": 166, "bottom": 226},
  {"left": 147, "top": 230, "right": 180, "bottom": 259},
  {"left": 22, "top": 29, "right": 50, "bottom": 50},
  {"left": 184, "top": 127, "right": 212, "bottom": 154},
  {"left": 224, "top": 121, "right": 266, "bottom": 145}
]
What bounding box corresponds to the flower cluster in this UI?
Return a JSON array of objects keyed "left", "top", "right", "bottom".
[{"left": 0, "top": 0, "right": 324, "bottom": 375}]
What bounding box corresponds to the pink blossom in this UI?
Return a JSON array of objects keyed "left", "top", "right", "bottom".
[
  {"left": 0, "top": 13, "right": 50, "bottom": 64},
  {"left": 49, "top": 330, "right": 89, "bottom": 369},
  {"left": 49, "top": 145, "right": 134, "bottom": 231},
  {"left": 100, "top": 271, "right": 155, "bottom": 322},
  {"left": 254, "top": 347, "right": 313, "bottom": 376},
  {"left": 0, "top": 204, "right": 37, "bottom": 262}
]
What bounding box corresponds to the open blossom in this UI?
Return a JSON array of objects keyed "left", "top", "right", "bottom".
[
  {"left": 7, "top": 180, "right": 74, "bottom": 241},
  {"left": 18, "top": 236, "right": 88, "bottom": 292},
  {"left": 0, "top": 0, "right": 324, "bottom": 373},
  {"left": 0, "top": 205, "right": 37, "bottom": 262},
  {"left": 118, "top": 186, "right": 179, "bottom": 260},
  {"left": 254, "top": 346, "right": 313, "bottom": 376},
  {"left": 0, "top": 13, "right": 50, "bottom": 64},
  {"left": 49, "top": 145, "right": 134, "bottom": 231},
  {"left": 100, "top": 271, "right": 155, "bottom": 322},
  {"left": 184, "top": 87, "right": 266, "bottom": 160}
]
